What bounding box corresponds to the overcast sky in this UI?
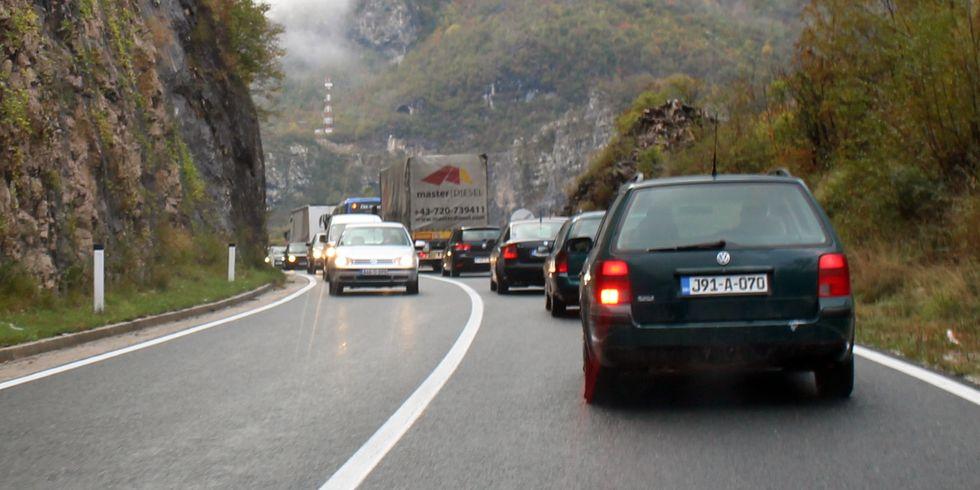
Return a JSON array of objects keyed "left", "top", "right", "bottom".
[{"left": 266, "top": 0, "right": 356, "bottom": 69}]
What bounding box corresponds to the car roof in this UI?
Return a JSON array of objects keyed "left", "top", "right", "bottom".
[
  {"left": 509, "top": 217, "right": 568, "bottom": 226},
  {"left": 329, "top": 214, "right": 382, "bottom": 224},
  {"left": 344, "top": 222, "right": 407, "bottom": 229},
  {"left": 458, "top": 225, "right": 500, "bottom": 231},
  {"left": 570, "top": 210, "right": 606, "bottom": 221},
  {"left": 625, "top": 174, "right": 806, "bottom": 191}
]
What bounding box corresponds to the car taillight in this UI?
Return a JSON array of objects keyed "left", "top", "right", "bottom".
[
  {"left": 818, "top": 253, "right": 851, "bottom": 297},
  {"left": 418, "top": 251, "right": 428, "bottom": 259},
  {"left": 556, "top": 252, "right": 568, "bottom": 274},
  {"left": 502, "top": 244, "right": 518, "bottom": 260},
  {"left": 596, "top": 260, "right": 630, "bottom": 305},
  {"left": 454, "top": 243, "right": 471, "bottom": 252}
]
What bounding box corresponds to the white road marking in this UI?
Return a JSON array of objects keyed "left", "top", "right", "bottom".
[
  {"left": 855, "top": 346, "right": 980, "bottom": 406},
  {"left": 0, "top": 274, "right": 318, "bottom": 392},
  {"left": 321, "top": 276, "right": 484, "bottom": 490}
]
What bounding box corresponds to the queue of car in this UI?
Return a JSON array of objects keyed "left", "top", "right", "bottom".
[{"left": 270, "top": 170, "right": 855, "bottom": 406}]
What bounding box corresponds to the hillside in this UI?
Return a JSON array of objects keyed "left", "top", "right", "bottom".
[
  {"left": 262, "top": 0, "right": 805, "bottom": 220},
  {"left": 0, "top": 0, "right": 276, "bottom": 293}
]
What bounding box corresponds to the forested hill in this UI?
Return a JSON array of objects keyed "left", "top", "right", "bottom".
[{"left": 264, "top": 0, "right": 806, "bottom": 219}]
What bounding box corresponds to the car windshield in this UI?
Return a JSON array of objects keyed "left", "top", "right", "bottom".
[
  {"left": 462, "top": 229, "right": 499, "bottom": 242},
  {"left": 615, "top": 183, "right": 828, "bottom": 251},
  {"left": 339, "top": 227, "right": 411, "bottom": 246},
  {"left": 288, "top": 242, "right": 306, "bottom": 253},
  {"left": 569, "top": 217, "right": 603, "bottom": 240},
  {"left": 511, "top": 222, "right": 564, "bottom": 241},
  {"left": 328, "top": 224, "right": 348, "bottom": 243}
]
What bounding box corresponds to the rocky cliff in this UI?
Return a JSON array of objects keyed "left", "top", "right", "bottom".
[{"left": 0, "top": 0, "right": 266, "bottom": 288}]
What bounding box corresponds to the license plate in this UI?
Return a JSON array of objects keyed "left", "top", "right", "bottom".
[
  {"left": 474, "top": 257, "right": 489, "bottom": 264},
  {"left": 360, "top": 269, "right": 389, "bottom": 276},
  {"left": 430, "top": 251, "right": 444, "bottom": 259},
  {"left": 680, "top": 274, "right": 769, "bottom": 296},
  {"left": 531, "top": 248, "right": 548, "bottom": 257}
]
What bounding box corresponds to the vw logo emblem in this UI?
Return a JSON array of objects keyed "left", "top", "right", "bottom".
[{"left": 716, "top": 251, "right": 731, "bottom": 266}]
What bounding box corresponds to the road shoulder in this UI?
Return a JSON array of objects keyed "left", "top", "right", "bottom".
[{"left": 0, "top": 273, "right": 311, "bottom": 383}]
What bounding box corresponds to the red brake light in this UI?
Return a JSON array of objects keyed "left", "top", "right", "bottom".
[
  {"left": 601, "top": 260, "right": 629, "bottom": 276},
  {"left": 556, "top": 252, "right": 568, "bottom": 274},
  {"left": 502, "top": 244, "right": 518, "bottom": 260},
  {"left": 454, "top": 243, "right": 471, "bottom": 252},
  {"left": 597, "top": 260, "right": 630, "bottom": 305},
  {"left": 818, "top": 253, "right": 851, "bottom": 297}
]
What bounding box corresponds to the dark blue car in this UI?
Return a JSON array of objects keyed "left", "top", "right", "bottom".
[{"left": 543, "top": 211, "right": 605, "bottom": 317}]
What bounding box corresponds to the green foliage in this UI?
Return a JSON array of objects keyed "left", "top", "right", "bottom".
[
  {"left": 0, "top": 86, "right": 30, "bottom": 134},
  {"left": 202, "top": 0, "right": 284, "bottom": 93},
  {"left": 170, "top": 132, "right": 206, "bottom": 204},
  {"left": 0, "top": 3, "right": 39, "bottom": 53}
]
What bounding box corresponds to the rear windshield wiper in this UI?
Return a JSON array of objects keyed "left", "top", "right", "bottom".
[{"left": 647, "top": 240, "right": 727, "bottom": 253}]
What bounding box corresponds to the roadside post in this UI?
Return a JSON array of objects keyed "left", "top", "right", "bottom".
[
  {"left": 228, "top": 243, "right": 236, "bottom": 282},
  {"left": 93, "top": 244, "right": 105, "bottom": 313}
]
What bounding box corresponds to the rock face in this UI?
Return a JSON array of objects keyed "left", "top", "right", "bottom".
[
  {"left": 0, "top": 0, "right": 265, "bottom": 288},
  {"left": 489, "top": 91, "right": 614, "bottom": 222},
  {"left": 349, "top": 0, "right": 419, "bottom": 61}
]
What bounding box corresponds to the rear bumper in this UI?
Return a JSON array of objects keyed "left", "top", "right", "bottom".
[
  {"left": 332, "top": 268, "right": 418, "bottom": 288},
  {"left": 451, "top": 255, "right": 491, "bottom": 271},
  {"left": 501, "top": 263, "right": 546, "bottom": 286},
  {"left": 591, "top": 312, "right": 854, "bottom": 372}
]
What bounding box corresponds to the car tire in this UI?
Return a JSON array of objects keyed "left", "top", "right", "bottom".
[
  {"left": 406, "top": 279, "right": 419, "bottom": 295},
  {"left": 328, "top": 280, "right": 343, "bottom": 296},
  {"left": 545, "top": 294, "right": 552, "bottom": 311},
  {"left": 550, "top": 295, "right": 566, "bottom": 317},
  {"left": 496, "top": 278, "right": 509, "bottom": 294},
  {"left": 815, "top": 355, "right": 854, "bottom": 399},
  {"left": 441, "top": 265, "right": 449, "bottom": 277},
  {"left": 583, "top": 340, "right": 615, "bottom": 405},
  {"left": 490, "top": 278, "right": 498, "bottom": 292}
]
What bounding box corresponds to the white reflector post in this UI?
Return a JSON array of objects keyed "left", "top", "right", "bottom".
[
  {"left": 93, "top": 244, "right": 105, "bottom": 313},
  {"left": 228, "top": 243, "right": 236, "bottom": 282}
]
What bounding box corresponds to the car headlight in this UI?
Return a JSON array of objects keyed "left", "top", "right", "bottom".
[
  {"left": 312, "top": 249, "right": 322, "bottom": 259},
  {"left": 264, "top": 256, "right": 271, "bottom": 264},
  {"left": 288, "top": 255, "right": 296, "bottom": 262},
  {"left": 395, "top": 253, "right": 416, "bottom": 267},
  {"left": 325, "top": 247, "right": 336, "bottom": 258},
  {"left": 334, "top": 252, "right": 350, "bottom": 267}
]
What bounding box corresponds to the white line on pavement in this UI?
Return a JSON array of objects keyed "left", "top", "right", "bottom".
[
  {"left": 0, "top": 274, "right": 318, "bottom": 392},
  {"left": 321, "top": 276, "right": 485, "bottom": 490},
  {"left": 854, "top": 345, "right": 980, "bottom": 406}
]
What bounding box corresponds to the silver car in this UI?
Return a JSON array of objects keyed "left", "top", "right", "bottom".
[{"left": 327, "top": 223, "right": 419, "bottom": 296}]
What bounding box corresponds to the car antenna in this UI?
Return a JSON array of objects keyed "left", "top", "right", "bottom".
[{"left": 711, "top": 113, "right": 719, "bottom": 178}]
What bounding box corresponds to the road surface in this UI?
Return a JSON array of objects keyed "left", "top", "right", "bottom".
[{"left": 1, "top": 273, "right": 978, "bottom": 489}]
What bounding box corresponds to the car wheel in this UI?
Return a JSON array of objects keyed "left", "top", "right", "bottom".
[
  {"left": 496, "top": 277, "right": 509, "bottom": 294},
  {"left": 815, "top": 355, "right": 854, "bottom": 399},
  {"left": 406, "top": 279, "right": 419, "bottom": 295},
  {"left": 583, "top": 339, "right": 615, "bottom": 405},
  {"left": 490, "top": 277, "right": 498, "bottom": 291},
  {"left": 550, "top": 295, "right": 567, "bottom": 317},
  {"left": 545, "top": 294, "right": 552, "bottom": 311},
  {"left": 328, "top": 280, "right": 343, "bottom": 296}
]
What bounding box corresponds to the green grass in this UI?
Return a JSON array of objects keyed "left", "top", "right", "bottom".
[
  {"left": 852, "top": 252, "right": 979, "bottom": 384},
  {"left": 0, "top": 266, "right": 284, "bottom": 348}
]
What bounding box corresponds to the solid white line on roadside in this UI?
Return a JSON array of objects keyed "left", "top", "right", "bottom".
[
  {"left": 321, "top": 276, "right": 484, "bottom": 490},
  {"left": 854, "top": 345, "right": 980, "bottom": 406},
  {"left": 0, "top": 274, "right": 318, "bottom": 392}
]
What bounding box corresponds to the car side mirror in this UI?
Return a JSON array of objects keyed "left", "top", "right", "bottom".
[
  {"left": 414, "top": 240, "right": 427, "bottom": 251},
  {"left": 565, "top": 236, "right": 593, "bottom": 254}
]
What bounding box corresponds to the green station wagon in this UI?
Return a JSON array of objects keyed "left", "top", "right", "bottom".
[{"left": 577, "top": 174, "right": 855, "bottom": 404}]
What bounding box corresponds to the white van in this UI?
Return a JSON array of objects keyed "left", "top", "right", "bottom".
[{"left": 322, "top": 214, "right": 383, "bottom": 279}]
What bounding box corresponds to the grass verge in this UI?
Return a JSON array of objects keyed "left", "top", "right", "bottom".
[
  {"left": 852, "top": 251, "right": 979, "bottom": 385},
  {"left": 0, "top": 265, "right": 284, "bottom": 348}
]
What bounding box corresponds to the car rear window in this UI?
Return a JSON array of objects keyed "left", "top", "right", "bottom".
[
  {"left": 339, "top": 227, "right": 411, "bottom": 246},
  {"left": 462, "top": 229, "right": 499, "bottom": 242},
  {"left": 511, "top": 222, "right": 565, "bottom": 241},
  {"left": 614, "top": 183, "right": 829, "bottom": 251},
  {"left": 569, "top": 217, "right": 603, "bottom": 240}
]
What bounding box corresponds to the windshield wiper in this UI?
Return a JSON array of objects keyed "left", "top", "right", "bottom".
[{"left": 647, "top": 240, "right": 727, "bottom": 253}]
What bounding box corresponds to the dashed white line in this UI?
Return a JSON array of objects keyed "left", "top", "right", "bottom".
[
  {"left": 320, "top": 276, "right": 484, "bottom": 490},
  {"left": 0, "top": 274, "right": 318, "bottom": 392}
]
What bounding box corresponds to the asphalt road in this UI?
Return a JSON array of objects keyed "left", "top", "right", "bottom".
[{"left": 1, "top": 273, "right": 978, "bottom": 489}]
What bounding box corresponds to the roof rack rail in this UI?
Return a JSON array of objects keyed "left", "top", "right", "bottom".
[{"left": 768, "top": 168, "right": 792, "bottom": 177}]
